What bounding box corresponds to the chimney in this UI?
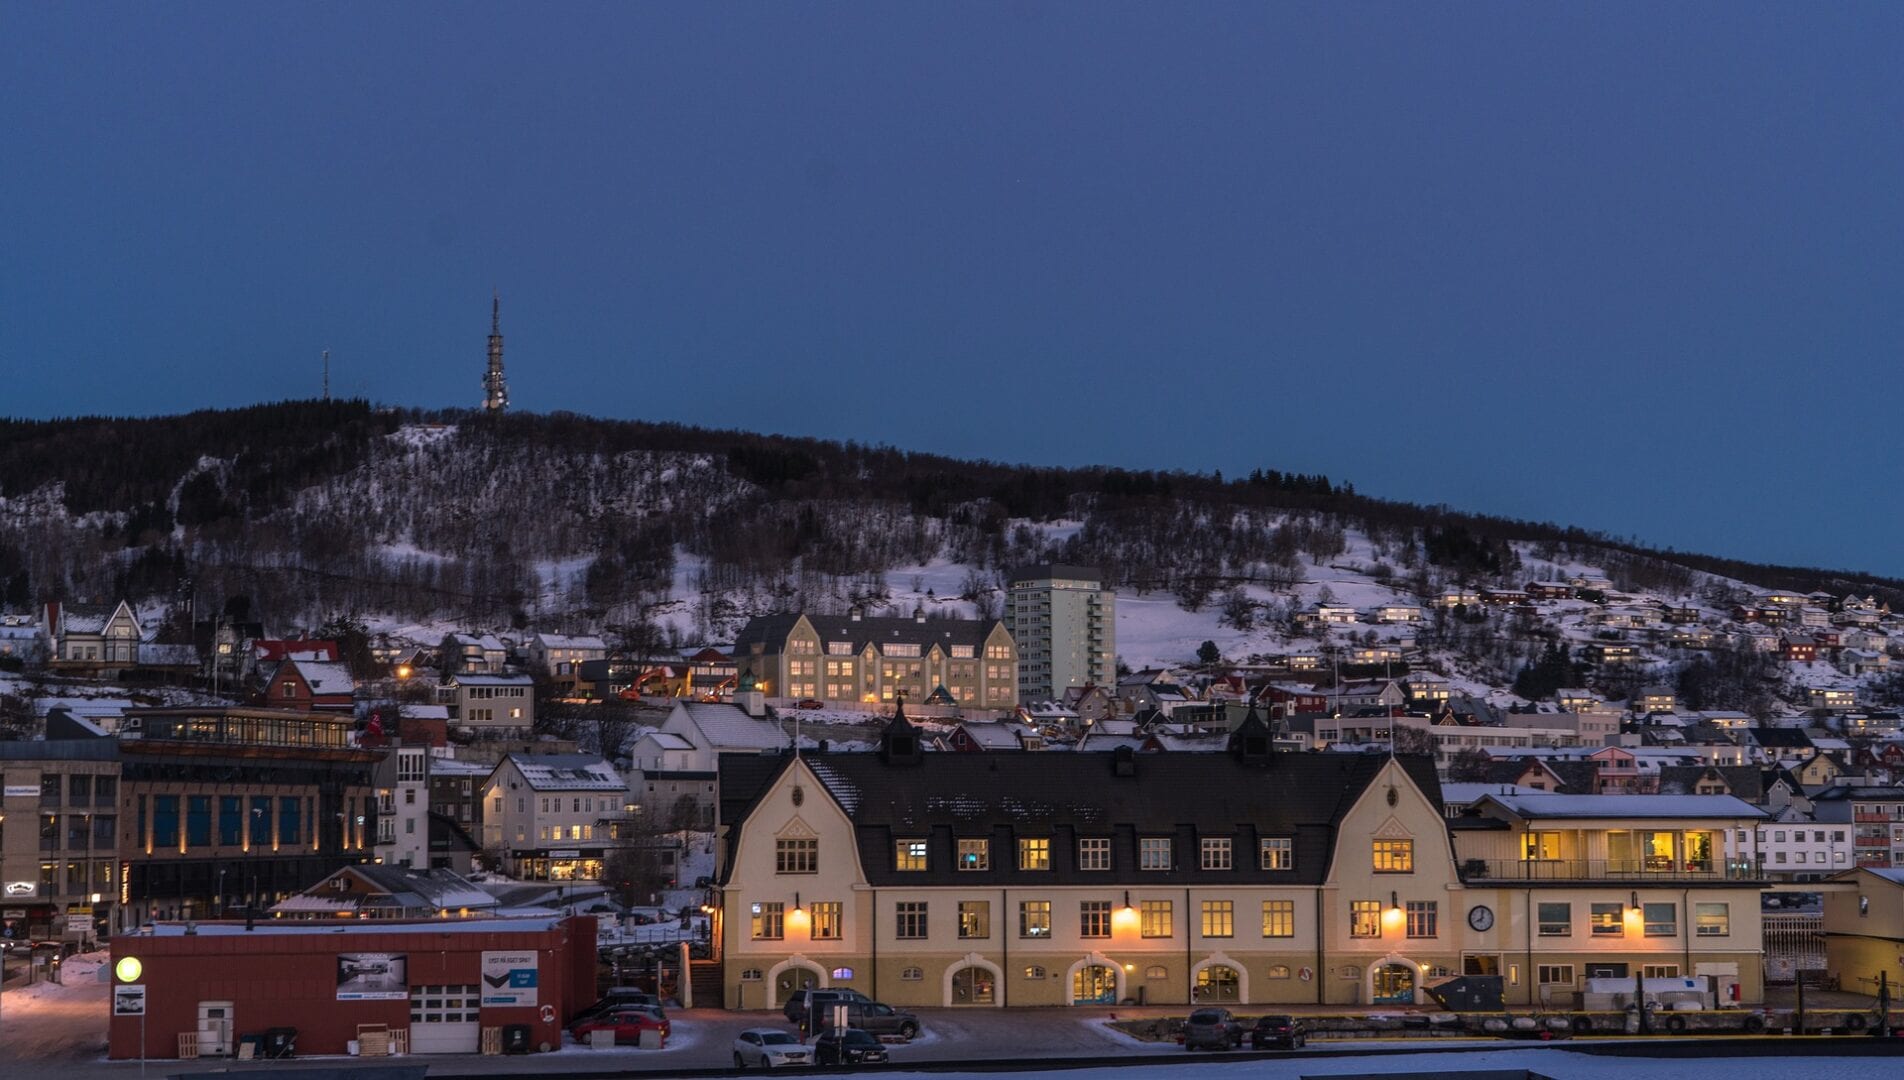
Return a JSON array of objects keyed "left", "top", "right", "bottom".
[{"left": 849, "top": 606, "right": 862, "bottom": 622}]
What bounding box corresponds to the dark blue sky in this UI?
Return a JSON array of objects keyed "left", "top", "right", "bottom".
[{"left": 6, "top": 6, "right": 1902, "bottom": 574}]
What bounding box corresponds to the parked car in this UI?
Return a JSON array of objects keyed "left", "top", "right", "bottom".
[
  {"left": 831, "top": 1001, "right": 920, "bottom": 1040},
  {"left": 794, "top": 698, "right": 825, "bottom": 710},
  {"left": 574, "top": 989, "right": 663, "bottom": 1025},
  {"left": 569, "top": 1005, "right": 670, "bottom": 1046},
  {"left": 813, "top": 1027, "right": 889, "bottom": 1065},
  {"left": 1182, "top": 1007, "right": 1244, "bottom": 1050},
  {"left": 733, "top": 1027, "right": 811, "bottom": 1068},
  {"left": 784, "top": 987, "right": 874, "bottom": 1025},
  {"left": 1249, "top": 1014, "right": 1307, "bottom": 1049}
]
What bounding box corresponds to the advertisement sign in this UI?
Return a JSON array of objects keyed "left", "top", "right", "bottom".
[
  {"left": 3, "top": 785, "right": 40, "bottom": 798},
  {"left": 3, "top": 882, "right": 35, "bottom": 898},
  {"left": 335, "top": 952, "right": 408, "bottom": 1000},
  {"left": 480, "top": 950, "right": 539, "bottom": 1007},
  {"left": 113, "top": 984, "right": 147, "bottom": 1016}
]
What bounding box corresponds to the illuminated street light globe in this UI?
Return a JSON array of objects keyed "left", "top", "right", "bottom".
[{"left": 115, "top": 956, "right": 142, "bottom": 983}]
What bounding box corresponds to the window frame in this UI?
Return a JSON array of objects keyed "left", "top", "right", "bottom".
[
  {"left": 1017, "top": 837, "right": 1051, "bottom": 871},
  {"left": 1200, "top": 899, "right": 1234, "bottom": 938},
  {"left": 1076, "top": 836, "right": 1111, "bottom": 871},
  {"left": 1694, "top": 902, "right": 1729, "bottom": 937},
  {"left": 895, "top": 838, "right": 928, "bottom": 872},
  {"left": 1199, "top": 836, "right": 1234, "bottom": 870},
  {"left": 1405, "top": 900, "right": 1438, "bottom": 938},
  {"left": 1138, "top": 836, "right": 1172, "bottom": 871},
  {"left": 775, "top": 837, "right": 818, "bottom": 875},
  {"left": 1536, "top": 901, "right": 1572, "bottom": 937},
  {"left": 956, "top": 838, "right": 990, "bottom": 871},
  {"left": 1372, "top": 838, "right": 1415, "bottom": 873},
  {"left": 1079, "top": 900, "right": 1112, "bottom": 939},
  {"left": 894, "top": 901, "right": 928, "bottom": 939},
  {"left": 1643, "top": 902, "right": 1677, "bottom": 937},
  {"left": 752, "top": 901, "right": 785, "bottom": 940},
  {"left": 1140, "top": 899, "right": 1173, "bottom": 938},
  {"left": 1261, "top": 899, "right": 1295, "bottom": 938},
  {"left": 1259, "top": 837, "right": 1294, "bottom": 870},
  {"left": 1350, "top": 899, "right": 1381, "bottom": 938},
  {"left": 810, "top": 900, "right": 842, "bottom": 940},
  {"left": 958, "top": 900, "right": 991, "bottom": 939},
  {"left": 1018, "top": 899, "right": 1052, "bottom": 938}
]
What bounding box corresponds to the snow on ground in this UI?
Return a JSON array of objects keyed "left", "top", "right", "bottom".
[{"left": 874, "top": 1049, "right": 1904, "bottom": 1080}]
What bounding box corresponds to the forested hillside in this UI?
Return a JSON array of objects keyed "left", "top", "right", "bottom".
[{"left": 0, "top": 400, "right": 1898, "bottom": 651}]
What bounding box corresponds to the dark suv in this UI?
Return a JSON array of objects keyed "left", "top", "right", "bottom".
[
  {"left": 1249, "top": 1014, "right": 1307, "bottom": 1049},
  {"left": 783, "top": 987, "right": 873, "bottom": 1026},
  {"left": 1182, "top": 1007, "right": 1244, "bottom": 1050},
  {"left": 814, "top": 1027, "right": 889, "bottom": 1065}
]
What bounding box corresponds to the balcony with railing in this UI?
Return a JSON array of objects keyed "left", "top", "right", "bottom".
[{"left": 1460, "top": 857, "right": 1758, "bottom": 883}]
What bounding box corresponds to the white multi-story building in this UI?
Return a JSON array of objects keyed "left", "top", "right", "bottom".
[
  {"left": 480, "top": 754, "right": 628, "bottom": 881},
  {"left": 1006, "top": 564, "right": 1116, "bottom": 703},
  {"left": 1727, "top": 810, "right": 1853, "bottom": 881},
  {"left": 373, "top": 744, "right": 431, "bottom": 869}
]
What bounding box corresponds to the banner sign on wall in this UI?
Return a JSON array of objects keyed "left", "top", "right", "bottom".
[
  {"left": 480, "top": 950, "right": 539, "bottom": 1007},
  {"left": 335, "top": 952, "right": 408, "bottom": 1000}
]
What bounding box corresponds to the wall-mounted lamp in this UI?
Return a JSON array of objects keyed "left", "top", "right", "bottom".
[
  {"left": 1389, "top": 891, "right": 1401, "bottom": 913},
  {"left": 1123, "top": 890, "right": 1134, "bottom": 912},
  {"left": 793, "top": 892, "right": 803, "bottom": 913},
  {"left": 1630, "top": 891, "right": 1640, "bottom": 912}
]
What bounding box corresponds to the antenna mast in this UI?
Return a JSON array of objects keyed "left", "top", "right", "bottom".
[{"left": 322, "top": 349, "right": 331, "bottom": 401}]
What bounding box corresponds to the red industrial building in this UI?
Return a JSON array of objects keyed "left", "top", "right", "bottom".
[{"left": 108, "top": 915, "right": 596, "bottom": 1059}]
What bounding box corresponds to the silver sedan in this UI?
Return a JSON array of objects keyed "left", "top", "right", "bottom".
[{"left": 733, "top": 1027, "right": 812, "bottom": 1069}]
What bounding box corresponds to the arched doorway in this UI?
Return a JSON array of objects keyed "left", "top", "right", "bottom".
[
  {"left": 1073, "top": 964, "right": 1118, "bottom": 1005},
  {"left": 950, "top": 965, "right": 996, "bottom": 1005},
  {"left": 1370, "top": 956, "right": 1419, "bottom": 1005},
  {"left": 766, "top": 957, "right": 826, "bottom": 1007},
  {"left": 1194, "top": 964, "right": 1241, "bottom": 1003}
]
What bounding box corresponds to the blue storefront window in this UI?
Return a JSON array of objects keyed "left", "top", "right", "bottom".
[
  {"left": 279, "top": 796, "right": 300, "bottom": 846},
  {"left": 219, "top": 796, "right": 242, "bottom": 846},
  {"left": 187, "top": 796, "right": 212, "bottom": 848},
  {"left": 153, "top": 795, "right": 179, "bottom": 848}
]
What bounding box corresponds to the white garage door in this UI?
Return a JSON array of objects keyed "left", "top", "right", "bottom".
[{"left": 408, "top": 984, "right": 481, "bottom": 1054}]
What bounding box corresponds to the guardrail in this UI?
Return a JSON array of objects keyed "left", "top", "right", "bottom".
[{"left": 1461, "top": 858, "right": 1754, "bottom": 882}]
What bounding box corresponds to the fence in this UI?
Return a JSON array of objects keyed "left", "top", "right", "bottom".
[{"left": 1762, "top": 912, "right": 1825, "bottom": 983}]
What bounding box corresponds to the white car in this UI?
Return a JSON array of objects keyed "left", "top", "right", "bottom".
[{"left": 734, "top": 1027, "right": 811, "bottom": 1068}]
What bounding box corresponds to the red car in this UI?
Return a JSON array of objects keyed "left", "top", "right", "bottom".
[{"left": 570, "top": 1006, "right": 670, "bottom": 1046}]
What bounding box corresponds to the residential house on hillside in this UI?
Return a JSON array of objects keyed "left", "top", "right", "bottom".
[
  {"left": 1060, "top": 684, "right": 1117, "bottom": 727},
  {"left": 734, "top": 609, "right": 1018, "bottom": 709},
  {"left": 45, "top": 600, "right": 142, "bottom": 671},
  {"left": 1117, "top": 671, "right": 1195, "bottom": 716},
  {"left": 0, "top": 613, "right": 45, "bottom": 661},
  {"left": 440, "top": 632, "right": 510, "bottom": 675},
  {"left": 527, "top": 633, "right": 608, "bottom": 678},
  {"left": 437, "top": 672, "right": 536, "bottom": 732},
  {"left": 264, "top": 658, "right": 357, "bottom": 713},
  {"left": 628, "top": 698, "right": 793, "bottom": 828},
  {"left": 1370, "top": 603, "right": 1425, "bottom": 624},
  {"left": 1811, "top": 786, "right": 1904, "bottom": 869},
  {"left": 1525, "top": 581, "right": 1576, "bottom": 600},
  {"left": 1809, "top": 688, "right": 1858, "bottom": 712}
]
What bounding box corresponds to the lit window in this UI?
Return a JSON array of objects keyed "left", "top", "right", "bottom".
[
  {"left": 1200, "top": 900, "right": 1233, "bottom": 938},
  {"left": 957, "top": 839, "right": 989, "bottom": 871},
  {"left": 959, "top": 900, "right": 990, "bottom": 939},
  {"left": 1260, "top": 837, "right": 1294, "bottom": 870},
  {"left": 1372, "top": 838, "right": 1414, "bottom": 873},
  {"left": 810, "top": 901, "right": 842, "bottom": 940},
  {"left": 895, "top": 839, "right": 927, "bottom": 871},
  {"left": 1018, "top": 837, "right": 1050, "bottom": 870},
  {"left": 1350, "top": 900, "right": 1381, "bottom": 937},
  {"left": 752, "top": 901, "right": 784, "bottom": 940},
  {"left": 1140, "top": 900, "right": 1173, "bottom": 938},
  {"left": 1590, "top": 902, "right": 1624, "bottom": 936},
  {"left": 1261, "top": 900, "right": 1294, "bottom": 938},
  {"left": 1018, "top": 900, "right": 1051, "bottom": 938}
]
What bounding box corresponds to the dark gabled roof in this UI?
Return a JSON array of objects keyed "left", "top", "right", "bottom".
[
  {"left": 733, "top": 613, "right": 1006, "bottom": 654},
  {"left": 1656, "top": 765, "right": 1765, "bottom": 802},
  {"left": 1748, "top": 727, "right": 1814, "bottom": 749},
  {"left": 719, "top": 749, "right": 1441, "bottom": 888},
  {"left": 1483, "top": 756, "right": 1600, "bottom": 794}
]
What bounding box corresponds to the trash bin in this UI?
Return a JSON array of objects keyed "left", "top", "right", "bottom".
[{"left": 501, "top": 1024, "right": 532, "bottom": 1054}]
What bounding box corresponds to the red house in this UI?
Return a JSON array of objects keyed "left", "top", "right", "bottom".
[
  {"left": 1781, "top": 634, "right": 1819, "bottom": 663},
  {"left": 1254, "top": 683, "right": 1327, "bottom": 715},
  {"left": 263, "top": 658, "right": 357, "bottom": 713}
]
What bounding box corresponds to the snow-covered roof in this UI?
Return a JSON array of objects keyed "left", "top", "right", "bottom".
[
  {"left": 149, "top": 916, "right": 560, "bottom": 936},
  {"left": 534, "top": 633, "right": 607, "bottom": 651},
  {"left": 400, "top": 703, "right": 451, "bottom": 720},
  {"left": 1440, "top": 782, "right": 1543, "bottom": 804},
  {"left": 290, "top": 659, "right": 356, "bottom": 695},
  {"left": 677, "top": 701, "right": 792, "bottom": 751},
  {"left": 637, "top": 731, "right": 696, "bottom": 750},
  {"left": 449, "top": 673, "right": 535, "bottom": 686},
  {"left": 506, "top": 753, "right": 625, "bottom": 791},
  {"left": 1478, "top": 793, "right": 1765, "bottom": 820}
]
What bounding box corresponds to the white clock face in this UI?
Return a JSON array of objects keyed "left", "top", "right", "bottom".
[{"left": 1468, "top": 905, "right": 1494, "bottom": 931}]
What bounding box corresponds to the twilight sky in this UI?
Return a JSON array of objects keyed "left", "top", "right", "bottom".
[{"left": 4, "top": 6, "right": 1902, "bottom": 574}]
